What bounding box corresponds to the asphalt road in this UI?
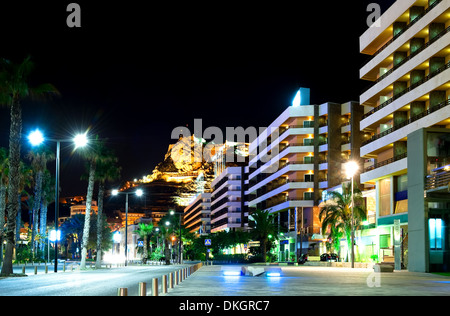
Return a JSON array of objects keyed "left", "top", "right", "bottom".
[{"left": 0, "top": 264, "right": 192, "bottom": 296}]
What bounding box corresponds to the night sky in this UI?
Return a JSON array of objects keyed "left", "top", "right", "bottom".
[{"left": 0, "top": 1, "right": 396, "bottom": 197}]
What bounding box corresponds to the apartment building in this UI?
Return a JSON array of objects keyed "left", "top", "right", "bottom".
[
  {"left": 210, "top": 166, "right": 248, "bottom": 233},
  {"left": 183, "top": 193, "right": 211, "bottom": 235},
  {"left": 359, "top": 0, "right": 450, "bottom": 272},
  {"left": 246, "top": 89, "right": 367, "bottom": 260}
]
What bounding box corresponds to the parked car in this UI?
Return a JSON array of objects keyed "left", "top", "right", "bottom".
[
  {"left": 298, "top": 253, "right": 308, "bottom": 264},
  {"left": 329, "top": 253, "right": 339, "bottom": 262},
  {"left": 320, "top": 253, "right": 339, "bottom": 262}
]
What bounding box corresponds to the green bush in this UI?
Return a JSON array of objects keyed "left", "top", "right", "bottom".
[{"left": 212, "top": 253, "right": 247, "bottom": 263}]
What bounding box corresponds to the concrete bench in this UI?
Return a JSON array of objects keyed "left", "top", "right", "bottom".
[{"left": 241, "top": 266, "right": 282, "bottom": 277}]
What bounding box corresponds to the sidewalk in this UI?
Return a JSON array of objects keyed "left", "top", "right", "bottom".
[{"left": 164, "top": 264, "right": 450, "bottom": 296}]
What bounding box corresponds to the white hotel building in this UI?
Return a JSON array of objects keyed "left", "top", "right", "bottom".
[{"left": 359, "top": 0, "right": 450, "bottom": 272}]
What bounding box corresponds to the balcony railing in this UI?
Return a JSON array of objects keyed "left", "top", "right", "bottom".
[
  {"left": 362, "top": 60, "right": 450, "bottom": 120},
  {"left": 370, "top": 25, "right": 450, "bottom": 88},
  {"left": 362, "top": 99, "right": 450, "bottom": 146},
  {"left": 426, "top": 165, "right": 450, "bottom": 191},
  {"left": 364, "top": 152, "right": 407, "bottom": 173},
  {"left": 369, "top": 0, "right": 442, "bottom": 58}
]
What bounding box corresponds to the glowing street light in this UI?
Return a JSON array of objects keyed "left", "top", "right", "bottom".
[
  {"left": 73, "top": 132, "right": 88, "bottom": 149},
  {"left": 111, "top": 188, "right": 144, "bottom": 266},
  {"left": 344, "top": 160, "right": 359, "bottom": 268},
  {"left": 344, "top": 161, "right": 359, "bottom": 179},
  {"left": 28, "top": 129, "right": 45, "bottom": 146},
  {"left": 28, "top": 129, "right": 89, "bottom": 273},
  {"left": 49, "top": 229, "right": 61, "bottom": 242}
]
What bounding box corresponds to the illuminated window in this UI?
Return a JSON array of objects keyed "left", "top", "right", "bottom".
[
  {"left": 379, "top": 179, "right": 391, "bottom": 216},
  {"left": 429, "top": 218, "right": 443, "bottom": 250},
  {"left": 394, "top": 200, "right": 408, "bottom": 214}
]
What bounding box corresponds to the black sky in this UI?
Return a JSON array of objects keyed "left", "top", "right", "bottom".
[{"left": 0, "top": 1, "right": 396, "bottom": 196}]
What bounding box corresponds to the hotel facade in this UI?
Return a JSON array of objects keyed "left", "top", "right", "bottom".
[
  {"left": 359, "top": 0, "right": 450, "bottom": 272},
  {"left": 246, "top": 89, "right": 369, "bottom": 261}
]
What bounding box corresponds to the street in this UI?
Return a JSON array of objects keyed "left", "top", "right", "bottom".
[{"left": 0, "top": 263, "right": 192, "bottom": 296}]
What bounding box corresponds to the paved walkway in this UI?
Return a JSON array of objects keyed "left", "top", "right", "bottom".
[{"left": 164, "top": 264, "right": 450, "bottom": 296}]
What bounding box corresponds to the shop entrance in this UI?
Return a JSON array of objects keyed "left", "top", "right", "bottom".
[{"left": 428, "top": 210, "right": 449, "bottom": 272}]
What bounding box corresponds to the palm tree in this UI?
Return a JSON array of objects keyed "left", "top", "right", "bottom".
[
  {"left": 249, "top": 209, "right": 278, "bottom": 262},
  {"left": 0, "top": 147, "right": 8, "bottom": 265},
  {"left": 78, "top": 136, "right": 113, "bottom": 269},
  {"left": 135, "top": 223, "right": 154, "bottom": 264},
  {"left": 17, "top": 161, "right": 33, "bottom": 243},
  {"left": 319, "top": 181, "right": 366, "bottom": 262},
  {"left": 39, "top": 170, "right": 54, "bottom": 256},
  {"left": 60, "top": 214, "right": 85, "bottom": 260},
  {"left": 94, "top": 152, "right": 121, "bottom": 268},
  {"left": 0, "top": 56, "right": 59, "bottom": 276},
  {"left": 26, "top": 146, "right": 55, "bottom": 255}
]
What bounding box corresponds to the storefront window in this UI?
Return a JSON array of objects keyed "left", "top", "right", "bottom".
[{"left": 429, "top": 218, "right": 443, "bottom": 250}]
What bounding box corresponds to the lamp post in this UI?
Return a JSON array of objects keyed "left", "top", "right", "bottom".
[
  {"left": 344, "top": 161, "right": 359, "bottom": 269},
  {"left": 28, "top": 129, "right": 88, "bottom": 272},
  {"left": 169, "top": 210, "right": 183, "bottom": 264},
  {"left": 112, "top": 188, "right": 143, "bottom": 266},
  {"left": 48, "top": 229, "right": 61, "bottom": 263}
]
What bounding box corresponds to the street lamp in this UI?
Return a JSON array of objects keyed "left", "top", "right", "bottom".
[
  {"left": 170, "top": 209, "right": 183, "bottom": 264},
  {"left": 112, "top": 188, "right": 143, "bottom": 266},
  {"left": 28, "top": 129, "right": 89, "bottom": 272},
  {"left": 344, "top": 160, "right": 359, "bottom": 269},
  {"left": 48, "top": 229, "right": 61, "bottom": 263}
]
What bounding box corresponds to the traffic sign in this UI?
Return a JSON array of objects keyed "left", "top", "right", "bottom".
[
  {"left": 138, "top": 240, "right": 144, "bottom": 247},
  {"left": 204, "top": 239, "right": 211, "bottom": 246}
]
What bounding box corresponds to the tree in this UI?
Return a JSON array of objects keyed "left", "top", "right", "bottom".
[
  {"left": 26, "top": 146, "right": 54, "bottom": 255},
  {"left": 249, "top": 209, "right": 278, "bottom": 262},
  {"left": 0, "top": 147, "right": 8, "bottom": 265},
  {"left": 135, "top": 223, "right": 153, "bottom": 264},
  {"left": 94, "top": 151, "right": 120, "bottom": 268},
  {"left": 78, "top": 136, "right": 113, "bottom": 269},
  {"left": 39, "top": 170, "right": 54, "bottom": 255},
  {"left": 319, "top": 181, "right": 366, "bottom": 262},
  {"left": 0, "top": 56, "right": 59, "bottom": 276},
  {"left": 16, "top": 161, "right": 33, "bottom": 243}
]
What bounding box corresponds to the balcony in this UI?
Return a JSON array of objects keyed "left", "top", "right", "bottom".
[
  {"left": 364, "top": 152, "right": 407, "bottom": 173},
  {"left": 426, "top": 164, "right": 450, "bottom": 191},
  {"left": 362, "top": 60, "right": 450, "bottom": 120},
  {"left": 372, "top": 25, "right": 450, "bottom": 88},
  {"left": 362, "top": 99, "right": 450, "bottom": 147},
  {"left": 367, "top": 0, "right": 442, "bottom": 59}
]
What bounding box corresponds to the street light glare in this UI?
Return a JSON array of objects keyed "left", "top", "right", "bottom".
[
  {"left": 136, "top": 189, "right": 143, "bottom": 197},
  {"left": 74, "top": 133, "right": 88, "bottom": 149},
  {"left": 28, "top": 129, "right": 44, "bottom": 146},
  {"left": 344, "top": 161, "right": 359, "bottom": 178},
  {"left": 112, "top": 189, "right": 119, "bottom": 196}
]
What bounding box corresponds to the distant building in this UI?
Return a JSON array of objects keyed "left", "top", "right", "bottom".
[
  {"left": 69, "top": 201, "right": 98, "bottom": 217},
  {"left": 211, "top": 166, "right": 248, "bottom": 233},
  {"left": 183, "top": 193, "right": 212, "bottom": 235}
]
